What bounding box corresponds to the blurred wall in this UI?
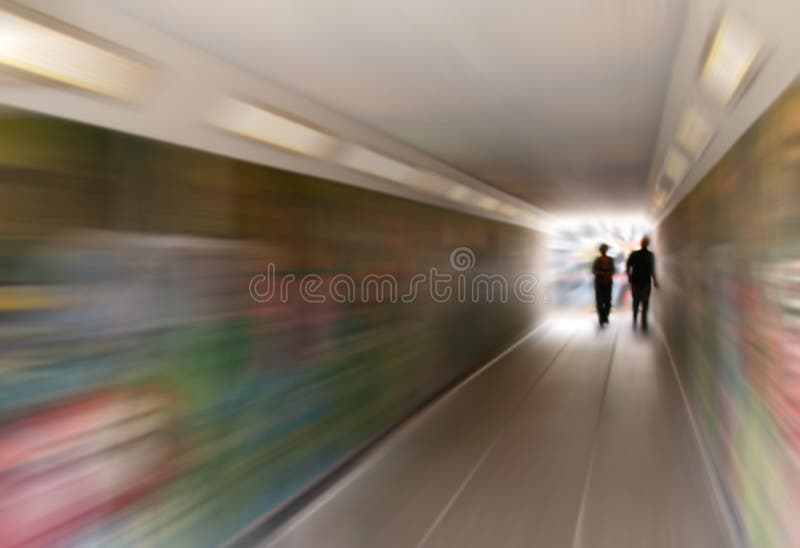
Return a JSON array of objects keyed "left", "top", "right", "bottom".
[
  {"left": 658, "top": 78, "right": 800, "bottom": 547},
  {"left": 0, "top": 108, "right": 542, "bottom": 546}
]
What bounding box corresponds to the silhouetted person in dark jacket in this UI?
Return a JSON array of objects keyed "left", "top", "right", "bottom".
[
  {"left": 592, "top": 244, "right": 615, "bottom": 327},
  {"left": 626, "top": 236, "right": 658, "bottom": 332}
]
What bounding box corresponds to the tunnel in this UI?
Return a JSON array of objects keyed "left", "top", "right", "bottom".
[{"left": 0, "top": 1, "right": 798, "bottom": 547}]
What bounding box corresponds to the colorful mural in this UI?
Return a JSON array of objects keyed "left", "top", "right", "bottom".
[
  {"left": 0, "top": 109, "right": 541, "bottom": 546},
  {"left": 658, "top": 78, "right": 800, "bottom": 547}
]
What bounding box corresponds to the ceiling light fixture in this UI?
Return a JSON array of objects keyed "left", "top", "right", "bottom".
[
  {"left": 700, "top": 12, "right": 764, "bottom": 106},
  {"left": 335, "top": 145, "right": 415, "bottom": 183},
  {"left": 497, "top": 204, "right": 522, "bottom": 218},
  {"left": 676, "top": 106, "right": 715, "bottom": 159},
  {"left": 653, "top": 190, "right": 667, "bottom": 209},
  {"left": 476, "top": 196, "right": 500, "bottom": 211},
  {"left": 663, "top": 147, "right": 690, "bottom": 184},
  {"left": 210, "top": 97, "right": 341, "bottom": 159},
  {"left": 409, "top": 173, "right": 529, "bottom": 221},
  {"left": 0, "top": 7, "right": 152, "bottom": 101},
  {"left": 444, "top": 183, "right": 475, "bottom": 202},
  {"left": 209, "top": 97, "right": 530, "bottom": 222},
  {"left": 411, "top": 171, "right": 460, "bottom": 196}
]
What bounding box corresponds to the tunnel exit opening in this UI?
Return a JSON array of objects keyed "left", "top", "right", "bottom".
[{"left": 543, "top": 214, "right": 653, "bottom": 324}]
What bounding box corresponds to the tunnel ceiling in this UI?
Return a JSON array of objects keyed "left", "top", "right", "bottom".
[{"left": 107, "top": 0, "right": 687, "bottom": 215}]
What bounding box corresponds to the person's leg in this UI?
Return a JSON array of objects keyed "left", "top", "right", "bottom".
[
  {"left": 601, "top": 285, "right": 611, "bottom": 324},
  {"left": 640, "top": 283, "right": 652, "bottom": 331},
  {"left": 631, "top": 284, "right": 640, "bottom": 326},
  {"left": 595, "top": 284, "right": 604, "bottom": 325}
]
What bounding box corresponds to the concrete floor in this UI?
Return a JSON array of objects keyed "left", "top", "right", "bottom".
[{"left": 257, "top": 312, "right": 732, "bottom": 548}]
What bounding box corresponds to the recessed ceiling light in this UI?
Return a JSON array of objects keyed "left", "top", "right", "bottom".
[
  {"left": 497, "top": 204, "right": 513, "bottom": 215},
  {"left": 335, "top": 145, "right": 414, "bottom": 183},
  {"left": 676, "top": 106, "right": 715, "bottom": 158},
  {"left": 210, "top": 97, "right": 340, "bottom": 159},
  {"left": 476, "top": 196, "right": 500, "bottom": 211},
  {"left": 411, "top": 175, "right": 524, "bottom": 219},
  {"left": 0, "top": 7, "right": 152, "bottom": 101},
  {"left": 445, "top": 183, "right": 474, "bottom": 202},
  {"left": 410, "top": 171, "right": 460, "bottom": 196},
  {"left": 700, "top": 12, "right": 764, "bottom": 106},
  {"left": 663, "top": 147, "right": 690, "bottom": 184}
]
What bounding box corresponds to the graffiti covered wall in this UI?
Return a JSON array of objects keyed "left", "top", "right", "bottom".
[
  {"left": 0, "top": 108, "right": 542, "bottom": 546},
  {"left": 658, "top": 79, "right": 800, "bottom": 547}
]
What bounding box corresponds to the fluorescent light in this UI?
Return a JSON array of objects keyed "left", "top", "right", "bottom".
[
  {"left": 700, "top": 12, "right": 764, "bottom": 106},
  {"left": 406, "top": 173, "right": 524, "bottom": 218},
  {"left": 210, "top": 97, "right": 340, "bottom": 158},
  {"left": 410, "top": 172, "right": 482, "bottom": 204},
  {"left": 410, "top": 171, "right": 458, "bottom": 196},
  {"left": 676, "top": 106, "right": 715, "bottom": 158},
  {"left": 497, "top": 204, "right": 522, "bottom": 218},
  {"left": 469, "top": 196, "right": 526, "bottom": 220},
  {"left": 663, "top": 147, "right": 690, "bottom": 184},
  {"left": 0, "top": 8, "right": 151, "bottom": 100},
  {"left": 335, "top": 145, "right": 415, "bottom": 183},
  {"left": 444, "top": 183, "right": 475, "bottom": 202},
  {"left": 476, "top": 196, "right": 500, "bottom": 210},
  {"left": 407, "top": 173, "right": 515, "bottom": 211}
]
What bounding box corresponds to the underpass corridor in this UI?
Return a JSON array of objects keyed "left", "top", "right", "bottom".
[{"left": 1, "top": 1, "right": 799, "bottom": 547}]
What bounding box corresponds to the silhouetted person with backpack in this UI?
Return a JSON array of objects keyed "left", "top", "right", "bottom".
[
  {"left": 626, "top": 236, "right": 658, "bottom": 332},
  {"left": 592, "top": 244, "right": 615, "bottom": 327}
]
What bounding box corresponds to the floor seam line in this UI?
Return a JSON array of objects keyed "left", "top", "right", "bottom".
[
  {"left": 257, "top": 321, "right": 551, "bottom": 548},
  {"left": 414, "top": 330, "right": 577, "bottom": 548},
  {"left": 570, "top": 329, "right": 618, "bottom": 548}
]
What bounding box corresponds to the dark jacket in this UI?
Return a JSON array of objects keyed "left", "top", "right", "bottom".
[
  {"left": 626, "top": 249, "right": 655, "bottom": 284},
  {"left": 592, "top": 256, "right": 615, "bottom": 286}
]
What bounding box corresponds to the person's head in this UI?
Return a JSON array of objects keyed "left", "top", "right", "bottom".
[
  {"left": 599, "top": 243, "right": 609, "bottom": 256},
  {"left": 640, "top": 236, "right": 650, "bottom": 249}
]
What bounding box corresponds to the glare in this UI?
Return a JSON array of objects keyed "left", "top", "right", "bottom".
[
  {"left": 335, "top": 144, "right": 415, "bottom": 183},
  {"left": 477, "top": 196, "right": 500, "bottom": 210},
  {"left": 0, "top": 9, "right": 151, "bottom": 101},
  {"left": 663, "top": 147, "right": 690, "bottom": 184},
  {"left": 209, "top": 97, "right": 341, "bottom": 159},
  {"left": 676, "top": 106, "right": 715, "bottom": 159},
  {"left": 444, "top": 183, "right": 475, "bottom": 202},
  {"left": 700, "top": 12, "right": 764, "bottom": 106},
  {"left": 411, "top": 170, "right": 459, "bottom": 196},
  {"left": 546, "top": 216, "right": 652, "bottom": 309}
]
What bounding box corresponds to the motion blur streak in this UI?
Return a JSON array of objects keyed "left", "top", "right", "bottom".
[
  {"left": 658, "top": 78, "right": 800, "bottom": 547},
  {"left": 0, "top": 4, "right": 152, "bottom": 101},
  {"left": 0, "top": 0, "right": 799, "bottom": 547},
  {"left": 0, "top": 107, "right": 540, "bottom": 546}
]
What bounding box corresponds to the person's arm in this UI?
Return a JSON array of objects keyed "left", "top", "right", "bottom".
[
  {"left": 651, "top": 253, "right": 659, "bottom": 288},
  {"left": 592, "top": 258, "right": 599, "bottom": 276},
  {"left": 626, "top": 254, "right": 633, "bottom": 280}
]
